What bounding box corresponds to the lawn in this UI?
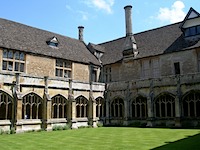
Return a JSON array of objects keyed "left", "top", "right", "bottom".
[{"left": 0, "top": 127, "right": 200, "bottom": 150}]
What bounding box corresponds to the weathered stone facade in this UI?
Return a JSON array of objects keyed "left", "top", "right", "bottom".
[{"left": 0, "top": 5, "right": 200, "bottom": 133}]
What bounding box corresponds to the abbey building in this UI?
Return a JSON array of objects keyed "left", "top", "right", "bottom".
[{"left": 0, "top": 5, "right": 200, "bottom": 132}]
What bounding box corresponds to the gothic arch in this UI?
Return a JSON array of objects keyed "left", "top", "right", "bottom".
[
  {"left": 154, "top": 92, "right": 175, "bottom": 118},
  {"left": 75, "top": 95, "right": 88, "bottom": 118},
  {"left": 22, "top": 92, "right": 43, "bottom": 119},
  {"left": 110, "top": 97, "right": 124, "bottom": 118},
  {"left": 51, "top": 94, "right": 68, "bottom": 118},
  {"left": 182, "top": 90, "right": 200, "bottom": 118},
  {"left": 131, "top": 95, "right": 147, "bottom": 119},
  {"left": 95, "top": 97, "right": 106, "bottom": 118},
  {"left": 0, "top": 90, "right": 13, "bottom": 120},
  {"left": 155, "top": 92, "right": 176, "bottom": 100},
  {"left": 21, "top": 91, "right": 43, "bottom": 100}
]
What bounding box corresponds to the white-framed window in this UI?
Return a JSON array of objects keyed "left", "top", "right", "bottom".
[
  {"left": 55, "top": 59, "right": 72, "bottom": 78},
  {"left": 2, "top": 49, "right": 25, "bottom": 72}
]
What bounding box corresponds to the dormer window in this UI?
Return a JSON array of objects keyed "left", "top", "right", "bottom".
[
  {"left": 184, "top": 25, "right": 200, "bottom": 37},
  {"left": 46, "top": 37, "right": 59, "bottom": 48}
]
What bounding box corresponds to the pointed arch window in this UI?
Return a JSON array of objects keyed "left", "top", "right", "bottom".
[
  {"left": 132, "top": 96, "right": 147, "bottom": 118},
  {"left": 22, "top": 93, "right": 42, "bottom": 119},
  {"left": 111, "top": 98, "right": 124, "bottom": 118},
  {"left": 183, "top": 92, "right": 200, "bottom": 118},
  {"left": 0, "top": 91, "right": 13, "bottom": 120},
  {"left": 96, "top": 97, "right": 105, "bottom": 118},
  {"left": 52, "top": 95, "right": 68, "bottom": 118},
  {"left": 155, "top": 94, "right": 175, "bottom": 118},
  {"left": 76, "top": 96, "right": 88, "bottom": 118}
]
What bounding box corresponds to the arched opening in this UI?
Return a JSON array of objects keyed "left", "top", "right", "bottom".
[
  {"left": 51, "top": 95, "right": 68, "bottom": 118},
  {"left": 111, "top": 98, "right": 124, "bottom": 118},
  {"left": 183, "top": 91, "right": 200, "bottom": 118},
  {"left": 22, "top": 93, "right": 42, "bottom": 119},
  {"left": 132, "top": 96, "right": 147, "bottom": 118},
  {"left": 0, "top": 91, "right": 13, "bottom": 120},
  {"left": 155, "top": 94, "right": 175, "bottom": 118},
  {"left": 76, "top": 96, "right": 88, "bottom": 118},
  {"left": 95, "top": 97, "right": 105, "bottom": 118}
]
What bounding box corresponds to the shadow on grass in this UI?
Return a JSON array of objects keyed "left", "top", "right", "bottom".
[{"left": 151, "top": 133, "right": 200, "bottom": 150}]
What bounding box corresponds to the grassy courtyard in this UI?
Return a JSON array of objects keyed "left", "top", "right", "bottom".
[{"left": 0, "top": 127, "right": 200, "bottom": 150}]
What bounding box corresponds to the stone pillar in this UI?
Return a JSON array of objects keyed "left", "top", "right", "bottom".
[
  {"left": 105, "top": 84, "right": 110, "bottom": 125},
  {"left": 88, "top": 82, "right": 97, "bottom": 127},
  {"left": 123, "top": 99, "right": 129, "bottom": 126},
  {"left": 15, "top": 97, "right": 23, "bottom": 132},
  {"left": 68, "top": 79, "right": 77, "bottom": 129},
  {"left": 175, "top": 75, "right": 182, "bottom": 127},
  {"left": 43, "top": 76, "right": 51, "bottom": 130},
  {"left": 146, "top": 79, "right": 155, "bottom": 127},
  {"left": 105, "top": 99, "right": 110, "bottom": 125},
  {"left": 13, "top": 73, "right": 23, "bottom": 132},
  {"left": 175, "top": 96, "right": 181, "bottom": 127},
  {"left": 146, "top": 96, "right": 155, "bottom": 127}
]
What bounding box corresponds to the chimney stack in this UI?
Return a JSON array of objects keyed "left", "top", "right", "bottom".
[
  {"left": 78, "top": 26, "right": 84, "bottom": 41},
  {"left": 124, "top": 5, "right": 133, "bottom": 36},
  {"left": 123, "top": 5, "right": 138, "bottom": 60}
]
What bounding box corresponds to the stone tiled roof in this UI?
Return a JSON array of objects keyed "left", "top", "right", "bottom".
[
  {"left": 0, "top": 18, "right": 100, "bottom": 66},
  {"left": 100, "top": 22, "right": 200, "bottom": 65},
  {"left": 88, "top": 43, "right": 105, "bottom": 53}
]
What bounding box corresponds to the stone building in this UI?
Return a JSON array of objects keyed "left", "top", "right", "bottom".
[{"left": 0, "top": 5, "right": 200, "bottom": 132}]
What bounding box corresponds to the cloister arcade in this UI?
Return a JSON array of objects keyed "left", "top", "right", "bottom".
[{"left": 1, "top": 89, "right": 200, "bottom": 129}]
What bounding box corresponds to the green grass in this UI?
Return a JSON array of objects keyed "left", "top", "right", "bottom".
[{"left": 0, "top": 127, "right": 200, "bottom": 150}]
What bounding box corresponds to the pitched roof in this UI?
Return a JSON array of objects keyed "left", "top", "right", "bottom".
[
  {"left": 88, "top": 43, "right": 105, "bottom": 53},
  {"left": 0, "top": 18, "right": 100, "bottom": 66},
  {"left": 180, "top": 7, "right": 200, "bottom": 29},
  {"left": 99, "top": 22, "right": 200, "bottom": 65}
]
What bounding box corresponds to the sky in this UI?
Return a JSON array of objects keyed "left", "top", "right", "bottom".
[{"left": 0, "top": 0, "right": 199, "bottom": 44}]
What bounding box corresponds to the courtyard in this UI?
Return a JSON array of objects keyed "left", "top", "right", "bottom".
[{"left": 0, "top": 127, "right": 200, "bottom": 150}]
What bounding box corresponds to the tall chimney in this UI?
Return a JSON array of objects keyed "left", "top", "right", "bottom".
[
  {"left": 124, "top": 5, "right": 133, "bottom": 36},
  {"left": 123, "top": 5, "right": 138, "bottom": 59},
  {"left": 78, "top": 26, "right": 84, "bottom": 41}
]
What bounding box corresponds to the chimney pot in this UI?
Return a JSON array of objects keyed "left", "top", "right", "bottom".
[{"left": 78, "top": 26, "right": 84, "bottom": 41}]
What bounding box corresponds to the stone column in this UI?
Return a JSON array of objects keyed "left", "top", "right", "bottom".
[
  {"left": 105, "top": 84, "right": 110, "bottom": 125},
  {"left": 175, "top": 96, "right": 181, "bottom": 127},
  {"left": 123, "top": 99, "right": 129, "bottom": 126},
  {"left": 88, "top": 82, "right": 97, "bottom": 127},
  {"left": 13, "top": 73, "right": 23, "bottom": 132},
  {"left": 43, "top": 76, "right": 51, "bottom": 130},
  {"left": 175, "top": 75, "right": 182, "bottom": 127},
  {"left": 68, "top": 79, "right": 77, "bottom": 129},
  {"left": 146, "top": 79, "right": 155, "bottom": 127}
]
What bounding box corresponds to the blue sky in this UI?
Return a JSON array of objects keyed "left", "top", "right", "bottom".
[{"left": 0, "top": 0, "right": 199, "bottom": 44}]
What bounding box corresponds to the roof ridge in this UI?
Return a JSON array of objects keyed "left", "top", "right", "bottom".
[{"left": 134, "top": 22, "right": 182, "bottom": 35}]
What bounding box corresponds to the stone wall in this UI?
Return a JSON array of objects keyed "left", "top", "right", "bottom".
[
  {"left": 26, "top": 55, "right": 54, "bottom": 77},
  {"left": 73, "top": 62, "right": 90, "bottom": 82},
  {"left": 0, "top": 72, "right": 105, "bottom": 132},
  {"left": 108, "top": 49, "right": 198, "bottom": 82}
]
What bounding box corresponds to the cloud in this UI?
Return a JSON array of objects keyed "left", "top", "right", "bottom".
[
  {"left": 77, "top": 11, "right": 89, "bottom": 20},
  {"left": 156, "top": 1, "right": 186, "bottom": 23},
  {"left": 82, "top": 0, "right": 115, "bottom": 14},
  {"left": 66, "top": 4, "right": 72, "bottom": 11}
]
